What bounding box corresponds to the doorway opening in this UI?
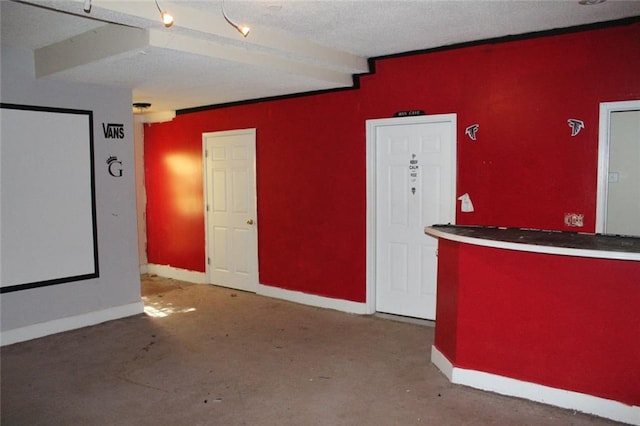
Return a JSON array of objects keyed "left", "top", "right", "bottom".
[{"left": 596, "top": 100, "right": 640, "bottom": 236}]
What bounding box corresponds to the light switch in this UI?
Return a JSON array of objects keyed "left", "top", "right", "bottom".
[{"left": 608, "top": 172, "right": 619, "bottom": 183}]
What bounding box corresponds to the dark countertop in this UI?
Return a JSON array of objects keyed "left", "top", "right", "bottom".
[{"left": 427, "top": 224, "right": 640, "bottom": 255}]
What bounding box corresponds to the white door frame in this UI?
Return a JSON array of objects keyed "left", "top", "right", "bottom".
[
  {"left": 202, "top": 128, "right": 258, "bottom": 290},
  {"left": 596, "top": 100, "right": 640, "bottom": 233},
  {"left": 365, "top": 114, "right": 457, "bottom": 315}
]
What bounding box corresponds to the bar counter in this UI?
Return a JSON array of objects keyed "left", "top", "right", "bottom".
[
  {"left": 424, "top": 224, "right": 640, "bottom": 425},
  {"left": 426, "top": 224, "right": 640, "bottom": 261}
]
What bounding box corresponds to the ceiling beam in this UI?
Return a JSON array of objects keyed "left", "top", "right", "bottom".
[
  {"left": 34, "top": 23, "right": 354, "bottom": 87},
  {"left": 149, "top": 30, "right": 355, "bottom": 86},
  {"left": 159, "top": 2, "right": 369, "bottom": 74},
  {"left": 34, "top": 24, "right": 148, "bottom": 78},
  {"left": 50, "top": 0, "right": 369, "bottom": 74}
]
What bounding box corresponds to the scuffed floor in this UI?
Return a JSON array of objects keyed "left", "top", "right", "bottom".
[{"left": 0, "top": 275, "right": 623, "bottom": 425}]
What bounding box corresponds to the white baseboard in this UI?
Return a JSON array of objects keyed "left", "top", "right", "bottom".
[
  {"left": 146, "top": 264, "right": 206, "bottom": 284},
  {"left": 139, "top": 263, "right": 149, "bottom": 275},
  {"left": 430, "top": 343, "right": 454, "bottom": 381},
  {"left": 145, "top": 264, "right": 368, "bottom": 314},
  {"left": 431, "top": 346, "right": 640, "bottom": 426},
  {"left": 0, "top": 302, "right": 144, "bottom": 347},
  {"left": 257, "top": 283, "right": 368, "bottom": 314}
]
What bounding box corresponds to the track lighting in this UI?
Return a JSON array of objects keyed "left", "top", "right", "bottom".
[
  {"left": 154, "top": 0, "right": 174, "bottom": 27},
  {"left": 80, "top": 0, "right": 250, "bottom": 36},
  {"left": 222, "top": 0, "right": 250, "bottom": 37}
]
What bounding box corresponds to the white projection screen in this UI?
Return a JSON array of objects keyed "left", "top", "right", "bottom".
[{"left": 0, "top": 104, "right": 99, "bottom": 293}]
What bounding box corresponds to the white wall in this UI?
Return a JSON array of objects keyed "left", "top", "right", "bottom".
[{"left": 0, "top": 45, "right": 143, "bottom": 345}]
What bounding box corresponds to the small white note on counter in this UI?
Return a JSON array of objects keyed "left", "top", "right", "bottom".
[{"left": 458, "top": 193, "right": 475, "bottom": 212}]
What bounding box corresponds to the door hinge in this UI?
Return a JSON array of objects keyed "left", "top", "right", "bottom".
[
  {"left": 205, "top": 149, "right": 208, "bottom": 158},
  {"left": 206, "top": 204, "right": 209, "bottom": 212},
  {"left": 207, "top": 257, "right": 211, "bottom": 265}
]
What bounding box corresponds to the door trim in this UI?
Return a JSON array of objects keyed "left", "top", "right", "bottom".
[
  {"left": 202, "top": 128, "right": 258, "bottom": 291},
  {"left": 365, "top": 114, "right": 457, "bottom": 315},
  {"left": 596, "top": 100, "right": 640, "bottom": 233}
]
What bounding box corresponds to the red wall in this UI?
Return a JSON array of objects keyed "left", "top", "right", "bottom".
[
  {"left": 434, "top": 239, "right": 640, "bottom": 406},
  {"left": 145, "top": 22, "right": 640, "bottom": 302}
]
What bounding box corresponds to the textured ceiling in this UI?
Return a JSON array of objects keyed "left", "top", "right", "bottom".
[{"left": 2, "top": 0, "right": 640, "bottom": 114}]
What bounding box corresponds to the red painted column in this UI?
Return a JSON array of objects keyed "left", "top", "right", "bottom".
[{"left": 434, "top": 238, "right": 461, "bottom": 363}]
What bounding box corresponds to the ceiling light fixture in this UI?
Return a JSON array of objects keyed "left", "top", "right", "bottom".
[
  {"left": 222, "top": 0, "right": 250, "bottom": 37},
  {"left": 133, "top": 102, "right": 152, "bottom": 112},
  {"left": 154, "top": 0, "right": 174, "bottom": 27},
  {"left": 83, "top": 0, "right": 91, "bottom": 13}
]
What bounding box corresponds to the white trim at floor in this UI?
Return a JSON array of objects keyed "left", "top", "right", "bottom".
[
  {"left": 256, "top": 284, "right": 368, "bottom": 315},
  {"left": 145, "top": 264, "right": 368, "bottom": 314},
  {"left": 0, "top": 302, "right": 144, "bottom": 347},
  {"left": 146, "top": 264, "right": 206, "bottom": 283},
  {"left": 431, "top": 345, "right": 640, "bottom": 426}
]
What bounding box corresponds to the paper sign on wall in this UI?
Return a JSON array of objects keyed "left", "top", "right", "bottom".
[
  {"left": 409, "top": 153, "right": 419, "bottom": 195},
  {"left": 458, "top": 193, "right": 475, "bottom": 212}
]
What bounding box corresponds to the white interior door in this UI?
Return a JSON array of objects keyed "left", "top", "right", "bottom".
[
  {"left": 203, "top": 129, "right": 258, "bottom": 292},
  {"left": 368, "top": 115, "right": 456, "bottom": 320}
]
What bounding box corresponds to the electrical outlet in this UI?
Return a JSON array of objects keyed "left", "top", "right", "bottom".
[{"left": 564, "top": 213, "right": 584, "bottom": 227}]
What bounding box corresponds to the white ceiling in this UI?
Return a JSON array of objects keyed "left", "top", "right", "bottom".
[{"left": 2, "top": 0, "right": 639, "bottom": 114}]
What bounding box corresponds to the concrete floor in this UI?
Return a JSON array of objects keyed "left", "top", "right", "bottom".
[{"left": 0, "top": 275, "right": 625, "bottom": 425}]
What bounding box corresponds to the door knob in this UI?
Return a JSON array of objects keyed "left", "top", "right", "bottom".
[{"left": 247, "top": 219, "right": 254, "bottom": 225}]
